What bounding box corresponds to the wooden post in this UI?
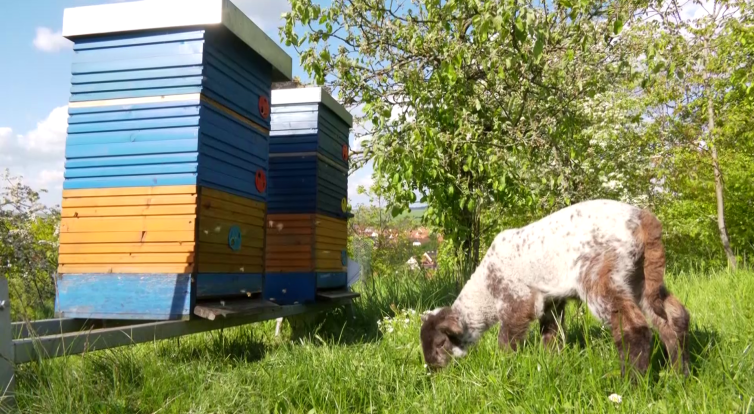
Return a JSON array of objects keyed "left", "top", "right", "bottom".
[{"left": 0, "top": 276, "right": 15, "bottom": 409}]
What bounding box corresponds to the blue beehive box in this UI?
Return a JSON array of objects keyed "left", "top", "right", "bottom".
[
  {"left": 263, "top": 87, "right": 352, "bottom": 305},
  {"left": 267, "top": 154, "right": 348, "bottom": 218},
  {"left": 268, "top": 87, "right": 353, "bottom": 219},
  {"left": 269, "top": 87, "right": 352, "bottom": 169},
  {"left": 55, "top": 0, "right": 293, "bottom": 320}
]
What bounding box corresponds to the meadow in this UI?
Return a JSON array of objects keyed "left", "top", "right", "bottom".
[{"left": 11, "top": 267, "right": 754, "bottom": 413}]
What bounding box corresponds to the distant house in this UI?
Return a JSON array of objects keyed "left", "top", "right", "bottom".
[
  {"left": 406, "top": 251, "right": 437, "bottom": 270},
  {"left": 421, "top": 251, "right": 437, "bottom": 269}
]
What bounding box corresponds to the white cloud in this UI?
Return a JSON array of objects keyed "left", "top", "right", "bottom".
[
  {"left": 18, "top": 106, "right": 69, "bottom": 157},
  {"left": 1, "top": 106, "right": 69, "bottom": 207},
  {"left": 0, "top": 127, "right": 12, "bottom": 150},
  {"left": 33, "top": 27, "right": 72, "bottom": 53}
]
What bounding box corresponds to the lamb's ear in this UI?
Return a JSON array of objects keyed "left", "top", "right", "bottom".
[
  {"left": 437, "top": 311, "right": 463, "bottom": 337},
  {"left": 421, "top": 307, "right": 443, "bottom": 324}
]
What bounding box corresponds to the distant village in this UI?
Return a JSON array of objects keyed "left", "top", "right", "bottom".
[{"left": 351, "top": 225, "right": 443, "bottom": 270}]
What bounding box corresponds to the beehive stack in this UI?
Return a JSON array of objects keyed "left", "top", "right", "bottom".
[
  {"left": 264, "top": 87, "right": 352, "bottom": 305},
  {"left": 55, "top": 0, "right": 292, "bottom": 320}
]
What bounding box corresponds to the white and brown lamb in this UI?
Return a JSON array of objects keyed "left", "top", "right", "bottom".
[{"left": 420, "top": 199, "right": 690, "bottom": 376}]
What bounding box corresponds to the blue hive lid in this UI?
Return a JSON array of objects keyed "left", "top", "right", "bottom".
[{"left": 62, "top": 0, "right": 292, "bottom": 82}]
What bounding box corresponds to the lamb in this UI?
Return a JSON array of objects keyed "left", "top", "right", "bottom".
[{"left": 420, "top": 199, "right": 690, "bottom": 376}]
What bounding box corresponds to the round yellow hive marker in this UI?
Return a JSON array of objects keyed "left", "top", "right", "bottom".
[{"left": 341, "top": 198, "right": 347, "bottom": 212}]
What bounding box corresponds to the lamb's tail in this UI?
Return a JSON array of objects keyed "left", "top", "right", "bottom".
[{"left": 635, "top": 209, "right": 668, "bottom": 320}]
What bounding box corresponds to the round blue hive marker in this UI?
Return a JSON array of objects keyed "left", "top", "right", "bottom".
[
  {"left": 228, "top": 225, "right": 242, "bottom": 251},
  {"left": 341, "top": 250, "right": 348, "bottom": 266}
]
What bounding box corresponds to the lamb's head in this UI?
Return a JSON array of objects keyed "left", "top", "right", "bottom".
[{"left": 420, "top": 307, "right": 467, "bottom": 369}]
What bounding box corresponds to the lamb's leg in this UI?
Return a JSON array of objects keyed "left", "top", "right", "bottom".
[
  {"left": 608, "top": 296, "right": 653, "bottom": 376},
  {"left": 540, "top": 299, "right": 566, "bottom": 349},
  {"left": 498, "top": 291, "right": 539, "bottom": 351},
  {"left": 582, "top": 250, "right": 652, "bottom": 377}
]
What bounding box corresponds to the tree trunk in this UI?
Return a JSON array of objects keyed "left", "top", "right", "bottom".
[{"left": 707, "top": 92, "right": 737, "bottom": 270}]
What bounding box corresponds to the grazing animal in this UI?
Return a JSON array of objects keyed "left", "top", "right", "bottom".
[{"left": 420, "top": 199, "right": 690, "bottom": 376}]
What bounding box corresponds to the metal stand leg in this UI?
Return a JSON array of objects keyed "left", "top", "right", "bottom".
[
  {"left": 0, "top": 277, "right": 16, "bottom": 410},
  {"left": 274, "top": 317, "right": 283, "bottom": 336}
]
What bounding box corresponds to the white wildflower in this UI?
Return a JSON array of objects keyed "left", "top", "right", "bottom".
[
  {"left": 608, "top": 394, "right": 622, "bottom": 404},
  {"left": 387, "top": 326, "right": 394, "bottom": 333}
]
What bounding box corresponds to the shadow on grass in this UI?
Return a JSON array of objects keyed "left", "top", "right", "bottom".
[
  {"left": 562, "top": 321, "right": 720, "bottom": 379},
  {"left": 154, "top": 327, "right": 268, "bottom": 366},
  {"left": 284, "top": 272, "right": 459, "bottom": 345}
]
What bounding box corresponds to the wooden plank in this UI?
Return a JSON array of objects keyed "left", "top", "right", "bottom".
[
  {"left": 315, "top": 234, "right": 347, "bottom": 246},
  {"left": 265, "top": 245, "right": 311, "bottom": 254},
  {"left": 316, "top": 290, "right": 360, "bottom": 301},
  {"left": 315, "top": 250, "right": 343, "bottom": 260},
  {"left": 314, "top": 226, "right": 347, "bottom": 241},
  {"left": 198, "top": 204, "right": 264, "bottom": 227},
  {"left": 193, "top": 299, "right": 279, "bottom": 321},
  {"left": 198, "top": 231, "right": 264, "bottom": 248},
  {"left": 61, "top": 204, "right": 197, "bottom": 218},
  {"left": 196, "top": 273, "right": 263, "bottom": 299},
  {"left": 265, "top": 252, "right": 312, "bottom": 261},
  {"left": 199, "top": 195, "right": 265, "bottom": 219},
  {"left": 66, "top": 127, "right": 198, "bottom": 147},
  {"left": 316, "top": 272, "right": 348, "bottom": 289},
  {"left": 265, "top": 259, "right": 313, "bottom": 268},
  {"left": 64, "top": 174, "right": 199, "bottom": 190},
  {"left": 267, "top": 214, "right": 314, "bottom": 221},
  {"left": 314, "top": 242, "right": 346, "bottom": 251},
  {"left": 266, "top": 226, "right": 314, "bottom": 236},
  {"left": 266, "top": 219, "right": 315, "bottom": 230},
  {"left": 61, "top": 215, "right": 196, "bottom": 233},
  {"left": 197, "top": 263, "right": 263, "bottom": 273},
  {"left": 59, "top": 243, "right": 195, "bottom": 254},
  {"left": 68, "top": 93, "right": 201, "bottom": 109},
  {"left": 196, "top": 253, "right": 262, "bottom": 266},
  {"left": 316, "top": 257, "right": 347, "bottom": 269},
  {"left": 199, "top": 94, "right": 270, "bottom": 135},
  {"left": 13, "top": 299, "right": 354, "bottom": 364},
  {"left": 197, "top": 217, "right": 264, "bottom": 238},
  {"left": 200, "top": 187, "right": 266, "bottom": 210},
  {"left": 314, "top": 214, "right": 347, "bottom": 227},
  {"left": 58, "top": 253, "right": 194, "bottom": 265},
  {"left": 62, "top": 194, "right": 198, "bottom": 208},
  {"left": 58, "top": 264, "right": 194, "bottom": 274},
  {"left": 197, "top": 243, "right": 262, "bottom": 257},
  {"left": 60, "top": 231, "right": 195, "bottom": 244},
  {"left": 63, "top": 185, "right": 197, "bottom": 198},
  {"left": 265, "top": 234, "right": 313, "bottom": 246}
]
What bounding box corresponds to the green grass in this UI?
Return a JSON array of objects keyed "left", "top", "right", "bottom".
[{"left": 9, "top": 269, "right": 754, "bottom": 413}]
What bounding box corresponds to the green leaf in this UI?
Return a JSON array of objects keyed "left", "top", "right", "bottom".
[
  {"left": 613, "top": 16, "right": 624, "bottom": 35},
  {"left": 533, "top": 37, "right": 544, "bottom": 63}
]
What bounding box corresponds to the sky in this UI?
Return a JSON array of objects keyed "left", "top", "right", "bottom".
[{"left": 0, "top": 0, "right": 375, "bottom": 207}]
